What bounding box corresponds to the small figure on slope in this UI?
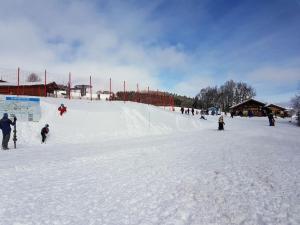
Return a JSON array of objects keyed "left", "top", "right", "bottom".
[
  {"left": 191, "top": 108, "right": 195, "bottom": 116},
  {"left": 41, "top": 124, "right": 49, "bottom": 143},
  {"left": 58, "top": 103, "right": 67, "bottom": 116},
  {"left": 0, "top": 113, "right": 16, "bottom": 150},
  {"left": 218, "top": 115, "right": 225, "bottom": 130}
]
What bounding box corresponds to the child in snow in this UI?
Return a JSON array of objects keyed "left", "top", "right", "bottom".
[
  {"left": 218, "top": 116, "right": 225, "bottom": 130},
  {"left": 41, "top": 124, "right": 49, "bottom": 143},
  {"left": 58, "top": 104, "right": 67, "bottom": 116}
]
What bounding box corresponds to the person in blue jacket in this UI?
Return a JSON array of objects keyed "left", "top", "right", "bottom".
[{"left": 0, "top": 113, "right": 16, "bottom": 150}]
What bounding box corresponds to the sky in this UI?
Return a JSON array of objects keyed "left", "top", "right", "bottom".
[{"left": 0, "top": 0, "right": 299, "bottom": 104}]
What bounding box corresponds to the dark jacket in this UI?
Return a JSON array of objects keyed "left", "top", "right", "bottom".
[
  {"left": 0, "top": 116, "right": 15, "bottom": 135},
  {"left": 41, "top": 127, "right": 49, "bottom": 135}
]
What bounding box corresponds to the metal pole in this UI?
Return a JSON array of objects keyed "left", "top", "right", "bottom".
[
  {"left": 109, "top": 77, "right": 112, "bottom": 100},
  {"left": 136, "top": 83, "right": 139, "bottom": 102},
  {"left": 68, "top": 72, "right": 71, "bottom": 100},
  {"left": 17, "top": 67, "right": 20, "bottom": 96},
  {"left": 123, "top": 80, "right": 126, "bottom": 103},
  {"left": 13, "top": 118, "right": 17, "bottom": 149},
  {"left": 90, "top": 75, "right": 92, "bottom": 101},
  {"left": 44, "top": 70, "right": 47, "bottom": 97}
]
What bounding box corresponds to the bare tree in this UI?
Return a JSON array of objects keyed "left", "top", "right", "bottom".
[{"left": 27, "top": 73, "right": 41, "bottom": 82}]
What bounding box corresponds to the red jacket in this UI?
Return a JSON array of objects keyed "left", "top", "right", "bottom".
[{"left": 58, "top": 106, "right": 67, "bottom": 115}]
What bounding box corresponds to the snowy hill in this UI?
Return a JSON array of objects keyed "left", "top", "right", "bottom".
[
  {"left": 16, "top": 98, "right": 213, "bottom": 146},
  {"left": 1, "top": 97, "right": 300, "bottom": 225}
]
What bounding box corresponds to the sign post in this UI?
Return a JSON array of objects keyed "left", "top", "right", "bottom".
[{"left": 13, "top": 119, "right": 17, "bottom": 149}]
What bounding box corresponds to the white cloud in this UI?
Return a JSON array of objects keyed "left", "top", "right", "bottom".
[{"left": 0, "top": 0, "right": 187, "bottom": 92}]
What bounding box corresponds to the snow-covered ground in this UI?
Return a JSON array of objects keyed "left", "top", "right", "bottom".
[{"left": 0, "top": 98, "right": 299, "bottom": 225}]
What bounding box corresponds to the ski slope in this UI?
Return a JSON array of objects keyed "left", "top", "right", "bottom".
[{"left": 0, "top": 98, "right": 299, "bottom": 225}]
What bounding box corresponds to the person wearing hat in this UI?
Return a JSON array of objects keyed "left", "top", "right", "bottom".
[
  {"left": 58, "top": 103, "right": 67, "bottom": 116},
  {"left": 0, "top": 113, "right": 16, "bottom": 150},
  {"left": 41, "top": 124, "right": 49, "bottom": 143}
]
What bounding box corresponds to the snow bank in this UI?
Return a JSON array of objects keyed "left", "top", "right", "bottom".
[{"left": 16, "top": 98, "right": 212, "bottom": 147}]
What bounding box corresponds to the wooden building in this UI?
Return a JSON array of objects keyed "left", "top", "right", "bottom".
[
  {"left": 0, "top": 81, "right": 59, "bottom": 97},
  {"left": 230, "top": 99, "right": 266, "bottom": 117},
  {"left": 266, "top": 104, "right": 287, "bottom": 117}
]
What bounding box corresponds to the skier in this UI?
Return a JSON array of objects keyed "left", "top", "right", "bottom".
[
  {"left": 180, "top": 107, "right": 184, "bottom": 114},
  {"left": 58, "top": 103, "right": 67, "bottom": 116},
  {"left": 187, "top": 108, "right": 190, "bottom": 115},
  {"left": 191, "top": 108, "right": 195, "bottom": 116},
  {"left": 218, "top": 115, "right": 225, "bottom": 130},
  {"left": 0, "top": 113, "right": 16, "bottom": 150},
  {"left": 230, "top": 111, "right": 234, "bottom": 118},
  {"left": 41, "top": 124, "right": 49, "bottom": 143},
  {"left": 268, "top": 113, "right": 275, "bottom": 126}
]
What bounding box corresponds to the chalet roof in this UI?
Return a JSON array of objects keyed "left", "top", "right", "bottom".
[
  {"left": 266, "top": 104, "right": 286, "bottom": 111},
  {"left": 230, "top": 98, "right": 266, "bottom": 109}
]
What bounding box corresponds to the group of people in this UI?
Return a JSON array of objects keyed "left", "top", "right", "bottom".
[
  {"left": 0, "top": 103, "right": 67, "bottom": 150},
  {"left": 180, "top": 107, "right": 195, "bottom": 115}
]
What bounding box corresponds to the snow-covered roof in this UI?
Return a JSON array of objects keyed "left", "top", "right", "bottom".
[
  {"left": 266, "top": 103, "right": 286, "bottom": 110},
  {"left": 230, "top": 98, "right": 266, "bottom": 109}
]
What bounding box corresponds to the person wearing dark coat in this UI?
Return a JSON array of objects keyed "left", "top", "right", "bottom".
[
  {"left": 0, "top": 113, "right": 16, "bottom": 150},
  {"left": 191, "top": 108, "right": 195, "bottom": 116},
  {"left": 268, "top": 113, "right": 275, "bottom": 126},
  {"left": 41, "top": 124, "right": 49, "bottom": 143},
  {"left": 218, "top": 116, "right": 225, "bottom": 130},
  {"left": 180, "top": 107, "right": 184, "bottom": 114}
]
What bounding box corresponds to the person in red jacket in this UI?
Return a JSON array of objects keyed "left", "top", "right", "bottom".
[{"left": 58, "top": 103, "right": 67, "bottom": 116}]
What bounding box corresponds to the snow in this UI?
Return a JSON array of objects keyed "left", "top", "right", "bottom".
[{"left": 0, "top": 97, "right": 299, "bottom": 225}]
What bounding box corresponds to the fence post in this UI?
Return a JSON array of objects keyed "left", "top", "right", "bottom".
[
  {"left": 123, "top": 80, "right": 126, "bottom": 103},
  {"left": 147, "top": 86, "right": 150, "bottom": 105},
  {"left": 90, "top": 75, "right": 92, "bottom": 101},
  {"left": 68, "top": 72, "right": 71, "bottom": 100},
  {"left": 17, "top": 67, "right": 20, "bottom": 96},
  {"left": 109, "top": 78, "right": 112, "bottom": 100},
  {"left": 44, "top": 70, "right": 47, "bottom": 97},
  {"left": 136, "top": 83, "right": 139, "bottom": 102}
]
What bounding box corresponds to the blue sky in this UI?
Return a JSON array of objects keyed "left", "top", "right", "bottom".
[{"left": 0, "top": 0, "right": 299, "bottom": 103}]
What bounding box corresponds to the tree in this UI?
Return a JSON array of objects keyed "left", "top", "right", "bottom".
[
  {"left": 27, "top": 73, "right": 41, "bottom": 82},
  {"left": 196, "top": 80, "right": 256, "bottom": 111}
]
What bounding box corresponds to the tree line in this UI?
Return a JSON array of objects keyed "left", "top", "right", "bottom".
[{"left": 172, "top": 80, "right": 256, "bottom": 112}]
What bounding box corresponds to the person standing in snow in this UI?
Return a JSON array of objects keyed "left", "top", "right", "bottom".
[
  {"left": 58, "top": 104, "right": 67, "bottom": 116},
  {"left": 0, "top": 113, "right": 16, "bottom": 150},
  {"left": 41, "top": 124, "right": 49, "bottom": 143},
  {"left": 180, "top": 107, "right": 184, "bottom": 114},
  {"left": 218, "top": 115, "right": 225, "bottom": 130},
  {"left": 191, "top": 108, "right": 195, "bottom": 116},
  {"left": 268, "top": 113, "right": 275, "bottom": 126}
]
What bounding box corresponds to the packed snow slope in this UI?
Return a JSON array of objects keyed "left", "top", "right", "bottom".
[
  {"left": 0, "top": 98, "right": 300, "bottom": 225},
  {"left": 17, "top": 98, "right": 207, "bottom": 146}
]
